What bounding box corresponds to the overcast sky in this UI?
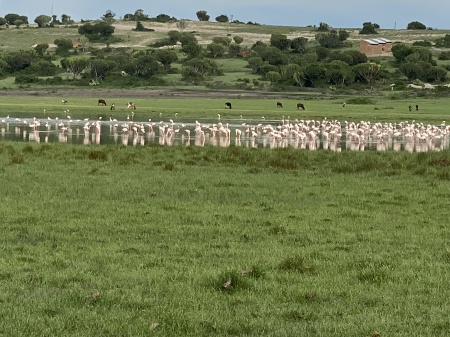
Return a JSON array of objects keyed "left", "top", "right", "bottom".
[{"left": 1, "top": 0, "right": 449, "bottom": 30}]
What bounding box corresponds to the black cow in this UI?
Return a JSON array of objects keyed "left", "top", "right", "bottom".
[
  {"left": 98, "top": 99, "right": 107, "bottom": 106},
  {"left": 409, "top": 105, "right": 412, "bottom": 112},
  {"left": 225, "top": 102, "right": 232, "bottom": 109},
  {"left": 297, "top": 103, "right": 305, "bottom": 110},
  {"left": 416, "top": 104, "right": 419, "bottom": 111},
  {"left": 277, "top": 102, "right": 283, "bottom": 108}
]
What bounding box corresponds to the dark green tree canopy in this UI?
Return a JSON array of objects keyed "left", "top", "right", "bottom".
[
  {"left": 34, "top": 15, "right": 52, "bottom": 28},
  {"left": 407, "top": 21, "right": 426, "bottom": 30},
  {"left": 215, "top": 15, "right": 229, "bottom": 23},
  {"left": 196, "top": 10, "right": 210, "bottom": 21},
  {"left": 359, "top": 22, "right": 378, "bottom": 35},
  {"left": 78, "top": 22, "right": 115, "bottom": 41}
]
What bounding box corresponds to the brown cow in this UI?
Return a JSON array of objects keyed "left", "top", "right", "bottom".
[
  {"left": 98, "top": 99, "right": 107, "bottom": 106},
  {"left": 127, "top": 102, "right": 136, "bottom": 110},
  {"left": 297, "top": 103, "right": 305, "bottom": 110},
  {"left": 277, "top": 102, "right": 283, "bottom": 108}
]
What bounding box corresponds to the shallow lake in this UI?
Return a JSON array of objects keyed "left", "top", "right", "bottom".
[{"left": 1, "top": 115, "right": 449, "bottom": 153}]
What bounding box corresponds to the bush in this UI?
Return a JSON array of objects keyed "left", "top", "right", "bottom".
[
  {"left": 438, "top": 51, "right": 450, "bottom": 60},
  {"left": 412, "top": 40, "right": 432, "bottom": 47},
  {"left": 346, "top": 97, "right": 374, "bottom": 104},
  {"left": 15, "top": 74, "right": 40, "bottom": 84},
  {"left": 407, "top": 21, "right": 426, "bottom": 30}
]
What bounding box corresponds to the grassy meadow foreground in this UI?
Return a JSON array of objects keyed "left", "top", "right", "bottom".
[{"left": 1, "top": 142, "right": 450, "bottom": 336}]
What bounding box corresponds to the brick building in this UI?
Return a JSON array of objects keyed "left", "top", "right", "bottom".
[{"left": 360, "top": 38, "right": 392, "bottom": 56}]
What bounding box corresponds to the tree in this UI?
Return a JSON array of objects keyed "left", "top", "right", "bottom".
[
  {"left": 168, "top": 30, "right": 182, "bottom": 44},
  {"left": 54, "top": 38, "right": 73, "bottom": 56},
  {"left": 338, "top": 30, "right": 350, "bottom": 42},
  {"left": 247, "top": 56, "right": 264, "bottom": 73},
  {"left": 280, "top": 64, "right": 302, "bottom": 85},
  {"left": 317, "top": 22, "right": 330, "bottom": 31},
  {"left": 215, "top": 15, "right": 229, "bottom": 23},
  {"left": 34, "top": 43, "right": 49, "bottom": 57},
  {"left": 182, "top": 58, "right": 212, "bottom": 81},
  {"left": 61, "top": 14, "right": 73, "bottom": 24},
  {"left": 399, "top": 62, "right": 424, "bottom": 80},
  {"left": 407, "top": 21, "right": 426, "bottom": 30},
  {"left": 2, "top": 50, "right": 35, "bottom": 73},
  {"left": 212, "top": 37, "right": 231, "bottom": 46},
  {"left": 134, "top": 55, "right": 160, "bottom": 77},
  {"left": 13, "top": 20, "right": 24, "bottom": 29},
  {"left": 179, "top": 33, "right": 197, "bottom": 46},
  {"left": 343, "top": 50, "right": 368, "bottom": 65},
  {"left": 89, "top": 59, "right": 115, "bottom": 81},
  {"left": 134, "top": 9, "right": 149, "bottom": 21},
  {"left": 61, "top": 57, "right": 88, "bottom": 79},
  {"left": 290, "top": 37, "right": 308, "bottom": 53},
  {"left": 182, "top": 42, "right": 203, "bottom": 59},
  {"left": 78, "top": 22, "right": 115, "bottom": 41},
  {"left": 19, "top": 15, "right": 28, "bottom": 24},
  {"left": 353, "top": 62, "right": 381, "bottom": 83},
  {"left": 315, "top": 30, "right": 345, "bottom": 48},
  {"left": 34, "top": 15, "right": 52, "bottom": 28},
  {"left": 154, "top": 49, "right": 178, "bottom": 71},
  {"left": 155, "top": 14, "right": 174, "bottom": 23},
  {"left": 233, "top": 36, "right": 243, "bottom": 45},
  {"left": 207, "top": 43, "right": 226, "bottom": 58},
  {"left": 30, "top": 60, "right": 57, "bottom": 76},
  {"left": 265, "top": 71, "right": 281, "bottom": 84},
  {"left": 270, "top": 34, "right": 291, "bottom": 51},
  {"left": 434, "top": 34, "right": 450, "bottom": 48},
  {"left": 176, "top": 20, "right": 187, "bottom": 32},
  {"left": 427, "top": 66, "right": 447, "bottom": 82},
  {"left": 359, "top": 22, "right": 378, "bottom": 35},
  {"left": 228, "top": 44, "right": 242, "bottom": 57},
  {"left": 102, "top": 10, "right": 116, "bottom": 20},
  {"left": 5, "top": 13, "right": 20, "bottom": 25},
  {"left": 0, "top": 17, "right": 7, "bottom": 26},
  {"left": 196, "top": 10, "right": 210, "bottom": 21},
  {"left": 325, "top": 60, "right": 353, "bottom": 85},
  {"left": 392, "top": 44, "right": 413, "bottom": 63},
  {"left": 303, "top": 63, "right": 326, "bottom": 87}
]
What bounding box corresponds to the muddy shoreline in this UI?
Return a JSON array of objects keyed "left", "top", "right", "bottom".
[{"left": 0, "top": 87, "right": 330, "bottom": 99}]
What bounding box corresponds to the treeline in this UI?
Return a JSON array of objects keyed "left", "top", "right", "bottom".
[{"left": 1, "top": 18, "right": 450, "bottom": 90}]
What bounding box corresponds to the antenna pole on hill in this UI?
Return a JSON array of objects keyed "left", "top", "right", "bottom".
[
  {"left": 51, "top": 3, "right": 53, "bottom": 16},
  {"left": 394, "top": 21, "right": 396, "bottom": 30}
]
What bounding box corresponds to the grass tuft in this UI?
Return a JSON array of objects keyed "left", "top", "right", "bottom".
[{"left": 279, "top": 255, "right": 315, "bottom": 274}]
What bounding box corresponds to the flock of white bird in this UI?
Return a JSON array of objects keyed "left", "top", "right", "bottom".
[{"left": 1, "top": 114, "right": 449, "bottom": 152}]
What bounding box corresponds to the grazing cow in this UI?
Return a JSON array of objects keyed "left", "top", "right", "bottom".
[
  {"left": 416, "top": 104, "right": 419, "bottom": 111},
  {"left": 127, "top": 102, "right": 136, "bottom": 110},
  {"left": 342, "top": 102, "right": 346, "bottom": 108},
  {"left": 297, "top": 103, "right": 305, "bottom": 110},
  {"left": 409, "top": 105, "right": 412, "bottom": 112},
  {"left": 277, "top": 102, "right": 283, "bottom": 108},
  {"left": 98, "top": 99, "right": 107, "bottom": 106},
  {"left": 110, "top": 103, "right": 116, "bottom": 111},
  {"left": 225, "top": 102, "right": 232, "bottom": 109},
  {"left": 61, "top": 99, "right": 68, "bottom": 104}
]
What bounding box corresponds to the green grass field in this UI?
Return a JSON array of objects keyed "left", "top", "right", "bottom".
[
  {"left": 2, "top": 20, "right": 450, "bottom": 336},
  {"left": 1, "top": 142, "right": 450, "bottom": 336},
  {"left": 0, "top": 94, "right": 449, "bottom": 125}
]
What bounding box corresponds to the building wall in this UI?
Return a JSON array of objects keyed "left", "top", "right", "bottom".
[{"left": 360, "top": 40, "right": 392, "bottom": 56}]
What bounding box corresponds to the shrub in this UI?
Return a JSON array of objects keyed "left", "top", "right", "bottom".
[
  {"left": 15, "top": 74, "right": 39, "bottom": 84},
  {"left": 346, "top": 97, "right": 374, "bottom": 104}
]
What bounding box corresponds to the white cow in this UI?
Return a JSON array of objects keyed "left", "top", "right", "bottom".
[
  {"left": 407, "top": 84, "right": 423, "bottom": 89},
  {"left": 423, "top": 83, "right": 436, "bottom": 90}
]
